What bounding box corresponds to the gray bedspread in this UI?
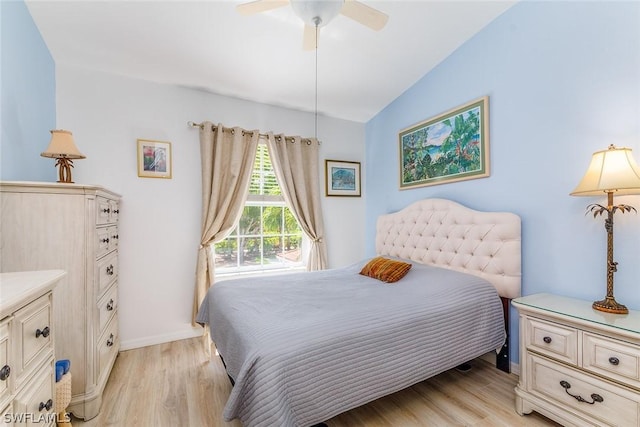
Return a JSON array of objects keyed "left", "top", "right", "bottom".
[{"left": 195, "top": 258, "right": 506, "bottom": 427}]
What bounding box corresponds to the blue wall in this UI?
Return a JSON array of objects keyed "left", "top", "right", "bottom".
[
  {"left": 365, "top": 1, "right": 640, "bottom": 365},
  {"left": 1, "top": 1, "right": 56, "bottom": 181}
]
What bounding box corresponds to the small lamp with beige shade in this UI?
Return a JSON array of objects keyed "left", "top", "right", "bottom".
[
  {"left": 570, "top": 144, "right": 640, "bottom": 314},
  {"left": 40, "top": 129, "right": 85, "bottom": 183}
]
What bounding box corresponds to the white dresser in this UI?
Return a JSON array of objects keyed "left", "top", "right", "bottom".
[
  {"left": 0, "top": 182, "right": 121, "bottom": 420},
  {"left": 0, "top": 270, "right": 65, "bottom": 427},
  {"left": 513, "top": 293, "right": 640, "bottom": 427}
]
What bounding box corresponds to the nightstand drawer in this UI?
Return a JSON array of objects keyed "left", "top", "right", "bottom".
[
  {"left": 13, "top": 295, "right": 53, "bottom": 389},
  {"left": 12, "top": 360, "right": 55, "bottom": 427},
  {"left": 0, "top": 319, "right": 10, "bottom": 411},
  {"left": 583, "top": 332, "right": 640, "bottom": 390},
  {"left": 528, "top": 353, "right": 640, "bottom": 426},
  {"left": 525, "top": 316, "right": 578, "bottom": 365}
]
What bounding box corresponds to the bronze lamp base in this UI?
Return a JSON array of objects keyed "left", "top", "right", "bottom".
[{"left": 592, "top": 296, "right": 628, "bottom": 314}]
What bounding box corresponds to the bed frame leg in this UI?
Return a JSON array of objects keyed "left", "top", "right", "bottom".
[{"left": 496, "top": 297, "right": 510, "bottom": 373}]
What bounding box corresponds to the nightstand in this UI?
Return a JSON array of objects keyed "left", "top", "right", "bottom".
[{"left": 512, "top": 293, "right": 640, "bottom": 427}]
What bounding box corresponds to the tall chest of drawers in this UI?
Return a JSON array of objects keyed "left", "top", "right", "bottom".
[
  {"left": 0, "top": 182, "right": 121, "bottom": 420},
  {"left": 513, "top": 293, "right": 640, "bottom": 427}
]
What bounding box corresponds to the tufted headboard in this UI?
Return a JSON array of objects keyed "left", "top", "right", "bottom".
[{"left": 376, "top": 198, "right": 521, "bottom": 299}]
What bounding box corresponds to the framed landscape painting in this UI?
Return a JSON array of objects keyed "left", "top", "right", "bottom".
[
  {"left": 399, "top": 96, "right": 489, "bottom": 189},
  {"left": 325, "top": 160, "right": 361, "bottom": 197},
  {"left": 137, "top": 139, "right": 172, "bottom": 179}
]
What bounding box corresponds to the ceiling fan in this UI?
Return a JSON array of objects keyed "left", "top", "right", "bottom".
[{"left": 236, "top": 0, "right": 389, "bottom": 50}]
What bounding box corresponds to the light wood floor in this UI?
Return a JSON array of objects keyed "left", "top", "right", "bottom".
[{"left": 73, "top": 337, "right": 560, "bottom": 426}]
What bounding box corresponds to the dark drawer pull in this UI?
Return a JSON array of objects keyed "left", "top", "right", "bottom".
[
  {"left": 35, "top": 326, "right": 50, "bottom": 338},
  {"left": 106, "top": 265, "right": 114, "bottom": 275},
  {"left": 106, "top": 299, "right": 114, "bottom": 311},
  {"left": 0, "top": 365, "right": 10, "bottom": 381},
  {"left": 39, "top": 398, "right": 53, "bottom": 412},
  {"left": 102, "top": 238, "right": 110, "bottom": 243},
  {"left": 103, "top": 208, "right": 110, "bottom": 213},
  {"left": 609, "top": 357, "right": 620, "bottom": 365},
  {"left": 106, "top": 333, "right": 114, "bottom": 347},
  {"left": 543, "top": 336, "right": 552, "bottom": 344},
  {"left": 560, "top": 380, "right": 604, "bottom": 404}
]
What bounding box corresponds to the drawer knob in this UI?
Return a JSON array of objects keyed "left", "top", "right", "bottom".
[
  {"left": 106, "top": 299, "right": 114, "bottom": 311},
  {"left": 38, "top": 399, "right": 53, "bottom": 412},
  {"left": 102, "top": 237, "right": 110, "bottom": 243},
  {"left": 0, "top": 365, "right": 10, "bottom": 381},
  {"left": 543, "top": 336, "right": 552, "bottom": 344},
  {"left": 103, "top": 208, "right": 110, "bottom": 213},
  {"left": 609, "top": 357, "right": 620, "bottom": 366},
  {"left": 35, "top": 326, "right": 50, "bottom": 338},
  {"left": 107, "top": 333, "right": 114, "bottom": 347},
  {"left": 106, "top": 265, "right": 114, "bottom": 275},
  {"left": 559, "top": 380, "right": 604, "bottom": 405}
]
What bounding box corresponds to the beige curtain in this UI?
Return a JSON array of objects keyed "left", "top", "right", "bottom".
[
  {"left": 266, "top": 133, "right": 328, "bottom": 271},
  {"left": 192, "top": 122, "right": 259, "bottom": 325}
]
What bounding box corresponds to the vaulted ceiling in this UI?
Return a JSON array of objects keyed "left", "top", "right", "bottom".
[{"left": 26, "top": 1, "right": 515, "bottom": 123}]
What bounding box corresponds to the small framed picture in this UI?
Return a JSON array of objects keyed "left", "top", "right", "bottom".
[
  {"left": 325, "top": 159, "right": 361, "bottom": 197},
  {"left": 137, "top": 139, "right": 172, "bottom": 179}
]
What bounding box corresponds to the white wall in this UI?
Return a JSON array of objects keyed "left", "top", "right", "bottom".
[{"left": 56, "top": 64, "right": 365, "bottom": 349}]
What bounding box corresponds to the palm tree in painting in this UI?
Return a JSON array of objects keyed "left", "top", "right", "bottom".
[{"left": 440, "top": 109, "right": 481, "bottom": 174}]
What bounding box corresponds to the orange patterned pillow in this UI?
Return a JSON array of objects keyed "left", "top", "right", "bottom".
[{"left": 359, "top": 257, "right": 412, "bottom": 283}]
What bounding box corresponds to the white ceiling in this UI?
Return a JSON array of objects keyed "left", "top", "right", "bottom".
[{"left": 26, "top": 0, "right": 516, "bottom": 123}]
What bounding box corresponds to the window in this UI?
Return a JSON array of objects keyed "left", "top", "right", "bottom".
[{"left": 214, "top": 144, "right": 305, "bottom": 274}]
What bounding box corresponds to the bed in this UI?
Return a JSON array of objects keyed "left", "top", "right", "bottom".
[{"left": 196, "top": 198, "right": 521, "bottom": 427}]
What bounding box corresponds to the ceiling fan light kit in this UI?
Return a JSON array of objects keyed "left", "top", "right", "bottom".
[
  {"left": 290, "top": 0, "right": 343, "bottom": 27},
  {"left": 237, "top": 0, "right": 388, "bottom": 49}
]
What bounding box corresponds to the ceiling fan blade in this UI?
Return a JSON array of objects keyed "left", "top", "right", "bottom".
[
  {"left": 303, "top": 24, "right": 319, "bottom": 51},
  {"left": 236, "top": 0, "right": 289, "bottom": 16},
  {"left": 340, "top": 0, "right": 388, "bottom": 31}
]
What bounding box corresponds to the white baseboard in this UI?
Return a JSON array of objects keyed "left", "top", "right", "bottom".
[{"left": 120, "top": 325, "right": 204, "bottom": 351}]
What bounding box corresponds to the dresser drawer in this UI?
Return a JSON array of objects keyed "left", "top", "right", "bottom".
[
  {"left": 13, "top": 295, "right": 53, "bottom": 389},
  {"left": 0, "top": 319, "right": 10, "bottom": 411},
  {"left": 96, "top": 226, "right": 118, "bottom": 259},
  {"left": 525, "top": 316, "right": 578, "bottom": 365},
  {"left": 12, "top": 360, "right": 55, "bottom": 427},
  {"left": 528, "top": 353, "right": 639, "bottom": 426},
  {"left": 108, "top": 199, "right": 120, "bottom": 223},
  {"left": 96, "top": 252, "right": 118, "bottom": 296},
  {"left": 97, "top": 316, "right": 118, "bottom": 383},
  {"left": 96, "top": 197, "right": 113, "bottom": 225},
  {"left": 583, "top": 332, "right": 640, "bottom": 390},
  {"left": 97, "top": 285, "right": 117, "bottom": 336}
]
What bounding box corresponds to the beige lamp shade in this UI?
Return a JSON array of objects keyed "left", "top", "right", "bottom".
[
  {"left": 570, "top": 145, "right": 640, "bottom": 196},
  {"left": 41, "top": 129, "right": 86, "bottom": 159}
]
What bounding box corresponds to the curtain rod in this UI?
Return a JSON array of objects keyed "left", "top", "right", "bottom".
[
  {"left": 187, "top": 121, "right": 320, "bottom": 144},
  {"left": 187, "top": 121, "right": 269, "bottom": 139}
]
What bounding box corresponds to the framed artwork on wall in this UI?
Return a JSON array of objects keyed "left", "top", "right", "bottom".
[
  {"left": 398, "top": 96, "right": 489, "bottom": 189},
  {"left": 325, "top": 159, "right": 361, "bottom": 197},
  {"left": 137, "top": 139, "right": 172, "bottom": 179}
]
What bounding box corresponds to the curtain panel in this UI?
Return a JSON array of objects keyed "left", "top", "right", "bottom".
[
  {"left": 192, "top": 122, "right": 259, "bottom": 325},
  {"left": 266, "top": 133, "right": 328, "bottom": 271}
]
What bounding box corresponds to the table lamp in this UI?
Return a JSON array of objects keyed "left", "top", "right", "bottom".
[
  {"left": 570, "top": 144, "right": 640, "bottom": 314},
  {"left": 40, "top": 130, "right": 86, "bottom": 183}
]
